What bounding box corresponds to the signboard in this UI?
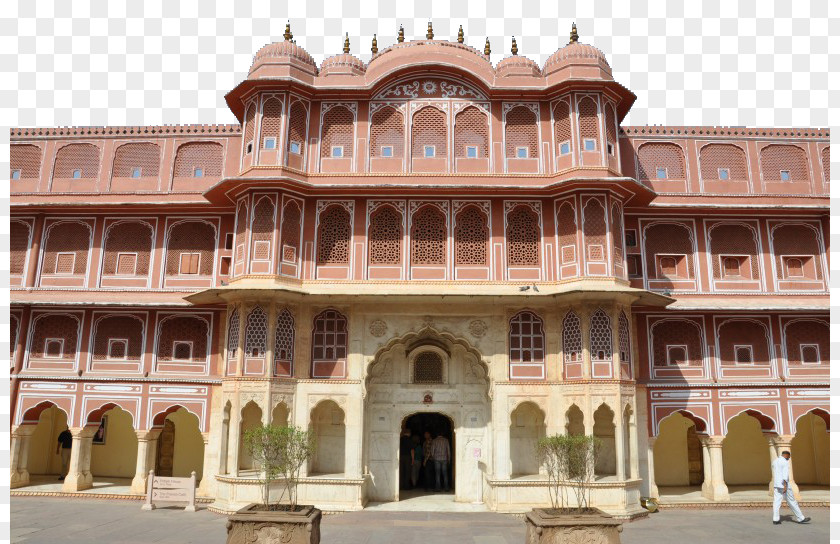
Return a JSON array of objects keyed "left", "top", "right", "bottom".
[
  {"left": 472, "top": 447, "right": 481, "bottom": 459},
  {"left": 142, "top": 470, "right": 197, "bottom": 512}
]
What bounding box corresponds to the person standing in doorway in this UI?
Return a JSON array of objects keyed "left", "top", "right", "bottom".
[
  {"left": 431, "top": 430, "right": 451, "bottom": 492},
  {"left": 771, "top": 450, "right": 810, "bottom": 525},
  {"left": 422, "top": 430, "right": 434, "bottom": 492},
  {"left": 55, "top": 426, "right": 73, "bottom": 481}
]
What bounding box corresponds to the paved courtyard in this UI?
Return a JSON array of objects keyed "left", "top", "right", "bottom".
[{"left": 11, "top": 497, "right": 828, "bottom": 543}]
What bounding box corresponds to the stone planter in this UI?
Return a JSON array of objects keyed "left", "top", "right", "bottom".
[
  {"left": 525, "top": 507, "right": 622, "bottom": 544},
  {"left": 226, "top": 503, "right": 321, "bottom": 544}
]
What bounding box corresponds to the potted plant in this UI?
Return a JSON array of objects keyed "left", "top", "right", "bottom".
[
  {"left": 526, "top": 434, "right": 623, "bottom": 544},
  {"left": 226, "top": 424, "right": 320, "bottom": 544}
]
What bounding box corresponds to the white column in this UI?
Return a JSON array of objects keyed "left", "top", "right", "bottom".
[
  {"left": 10, "top": 425, "right": 35, "bottom": 488},
  {"left": 614, "top": 404, "right": 626, "bottom": 481},
  {"left": 62, "top": 426, "right": 97, "bottom": 492},
  {"left": 580, "top": 306, "right": 592, "bottom": 380},
  {"left": 198, "top": 432, "right": 212, "bottom": 496},
  {"left": 699, "top": 436, "right": 729, "bottom": 501},
  {"left": 628, "top": 405, "right": 640, "bottom": 479},
  {"left": 646, "top": 436, "right": 659, "bottom": 499},
  {"left": 131, "top": 429, "right": 161, "bottom": 494}
]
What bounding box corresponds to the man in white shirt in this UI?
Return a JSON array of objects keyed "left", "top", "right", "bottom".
[{"left": 771, "top": 451, "right": 810, "bottom": 525}]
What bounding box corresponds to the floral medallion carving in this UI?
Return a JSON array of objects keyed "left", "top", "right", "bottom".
[
  {"left": 369, "top": 320, "right": 387, "bottom": 337},
  {"left": 469, "top": 319, "right": 488, "bottom": 338}
]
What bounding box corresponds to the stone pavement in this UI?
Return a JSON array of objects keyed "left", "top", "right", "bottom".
[{"left": 11, "top": 496, "right": 829, "bottom": 543}]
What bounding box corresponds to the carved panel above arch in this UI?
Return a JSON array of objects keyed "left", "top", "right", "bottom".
[{"left": 374, "top": 77, "right": 488, "bottom": 101}]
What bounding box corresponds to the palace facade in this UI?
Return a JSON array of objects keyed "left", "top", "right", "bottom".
[{"left": 9, "top": 25, "right": 830, "bottom": 516}]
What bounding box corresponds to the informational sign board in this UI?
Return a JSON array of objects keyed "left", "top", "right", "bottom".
[
  {"left": 142, "top": 470, "right": 197, "bottom": 512},
  {"left": 473, "top": 447, "right": 481, "bottom": 459}
]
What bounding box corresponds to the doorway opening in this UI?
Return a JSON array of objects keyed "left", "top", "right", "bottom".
[{"left": 400, "top": 412, "right": 454, "bottom": 500}]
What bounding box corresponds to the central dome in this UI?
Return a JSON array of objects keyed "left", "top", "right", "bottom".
[
  {"left": 249, "top": 40, "right": 318, "bottom": 77},
  {"left": 543, "top": 41, "right": 612, "bottom": 79},
  {"left": 320, "top": 53, "right": 366, "bottom": 76}
]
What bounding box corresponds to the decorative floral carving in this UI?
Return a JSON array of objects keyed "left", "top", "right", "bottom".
[
  {"left": 421, "top": 81, "right": 438, "bottom": 94},
  {"left": 469, "top": 320, "right": 488, "bottom": 338},
  {"left": 369, "top": 320, "right": 387, "bottom": 337},
  {"left": 421, "top": 316, "right": 435, "bottom": 328}
]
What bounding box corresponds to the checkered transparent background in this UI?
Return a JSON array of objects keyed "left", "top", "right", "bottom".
[{"left": 1, "top": 0, "right": 838, "bottom": 541}]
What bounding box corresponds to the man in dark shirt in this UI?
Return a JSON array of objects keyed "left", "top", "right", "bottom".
[{"left": 55, "top": 427, "right": 73, "bottom": 481}]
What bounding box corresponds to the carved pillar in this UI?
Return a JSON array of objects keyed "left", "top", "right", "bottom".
[
  {"left": 264, "top": 302, "right": 278, "bottom": 379},
  {"left": 235, "top": 303, "right": 246, "bottom": 377},
  {"left": 62, "top": 426, "right": 97, "bottom": 492},
  {"left": 610, "top": 306, "right": 621, "bottom": 380},
  {"left": 699, "top": 435, "right": 729, "bottom": 501},
  {"left": 198, "top": 432, "right": 212, "bottom": 496},
  {"left": 628, "top": 400, "right": 640, "bottom": 480},
  {"left": 580, "top": 306, "right": 592, "bottom": 380},
  {"left": 131, "top": 429, "right": 161, "bottom": 494},
  {"left": 647, "top": 436, "right": 659, "bottom": 499},
  {"left": 230, "top": 395, "right": 242, "bottom": 477},
  {"left": 10, "top": 425, "right": 36, "bottom": 488}
]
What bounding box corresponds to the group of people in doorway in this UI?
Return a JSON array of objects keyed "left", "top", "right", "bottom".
[{"left": 400, "top": 429, "right": 451, "bottom": 493}]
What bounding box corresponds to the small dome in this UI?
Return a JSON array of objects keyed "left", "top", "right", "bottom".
[
  {"left": 495, "top": 55, "right": 541, "bottom": 77},
  {"left": 250, "top": 40, "right": 318, "bottom": 77},
  {"left": 543, "top": 42, "right": 612, "bottom": 77},
  {"left": 320, "top": 53, "right": 366, "bottom": 76}
]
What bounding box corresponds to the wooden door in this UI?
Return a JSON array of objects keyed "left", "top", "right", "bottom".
[
  {"left": 155, "top": 419, "right": 175, "bottom": 477},
  {"left": 686, "top": 425, "right": 703, "bottom": 486}
]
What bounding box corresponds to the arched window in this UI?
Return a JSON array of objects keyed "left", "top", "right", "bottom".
[
  {"left": 173, "top": 142, "right": 223, "bottom": 177},
  {"left": 760, "top": 144, "right": 808, "bottom": 182},
  {"left": 583, "top": 198, "right": 606, "bottom": 262},
  {"left": 556, "top": 201, "right": 577, "bottom": 266},
  {"left": 412, "top": 106, "right": 447, "bottom": 159},
  {"left": 821, "top": 147, "right": 830, "bottom": 186},
  {"left": 311, "top": 309, "right": 348, "bottom": 378},
  {"left": 274, "top": 309, "right": 295, "bottom": 375},
  {"left": 784, "top": 319, "right": 828, "bottom": 366},
  {"left": 10, "top": 221, "right": 31, "bottom": 276},
  {"left": 368, "top": 205, "right": 402, "bottom": 265},
  {"left": 244, "top": 306, "right": 268, "bottom": 358},
  {"left": 650, "top": 319, "right": 703, "bottom": 367},
  {"left": 771, "top": 224, "right": 823, "bottom": 281},
  {"left": 317, "top": 205, "right": 351, "bottom": 265},
  {"left": 92, "top": 315, "right": 144, "bottom": 361},
  {"left": 164, "top": 221, "right": 216, "bottom": 276},
  {"left": 578, "top": 97, "right": 599, "bottom": 152},
  {"left": 260, "top": 98, "right": 283, "bottom": 150},
  {"left": 509, "top": 311, "right": 545, "bottom": 364},
  {"left": 708, "top": 223, "right": 759, "bottom": 280},
  {"left": 563, "top": 311, "right": 582, "bottom": 363},
  {"left": 286, "top": 101, "right": 308, "bottom": 161},
  {"left": 553, "top": 101, "right": 572, "bottom": 158},
  {"left": 454, "top": 106, "right": 488, "bottom": 158},
  {"left": 156, "top": 315, "right": 209, "bottom": 363},
  {"left": 226, "top": 308, "right": 240, "bottom": 360},
  {"left": 413, "top": 352, "right": 443, "bottom": 384},
  {"left": 505, "top": 105, "right": 538, "bottom": 159},
  {"left": 250, "top": 197, "right": 276, "bottom": 263},
  {"left": 604, "top": 103, "right": 617, "bottom": 156},
  {"left": 506, "top": 205, "right": 540, "bottom": 266},
  {"left": 611, "top": 203, "right": 624, "bottom": 273},
  {"left": 112, "top": 143, "right": 161, "bottom": 179},
  {"left": 590, "top": 309, "right": 612, "bottom": 361},
  {"left": 279, "top": 200, "right": 302, "bottom": 264},
  {"left": 618, "top": 311, "right": 631, "bottom": 365},
  {"left": 410, "top": 205, "right": 446, "bottom": 265},
  {"left": 53, "top": 143, "right": 100, "bottom": 179},
  {"left": 242, "top": 104, "right": 256, "bottom": 157},
  {"left": 102, "top": 221, "right": 154, "bottom": 277},
  {"left": 42, "top": 221, "right": 91, "bottom": 275},
  {"left": 643, "top": 223, "right": 696, "bottom": 280},
  {"left": 637, "top": 142, "right": 686, "bottom": 181},
  {"left": 11, "top": 144, "right": 41, "bottom": 179},
  {"left": 718, "top": 319, "right": 769, "bottom": 365},
  {"left": 30, "top": 314, "right": 79, "bottom": 360},
  {"left": 454, "top": 205, "right": 488, "bottom": 265},
  {"left": 699, "top": 144, "right": 748, "bottom": 182},
  {"left": 370, "top": 106, "right": 405, "bottom": 158},
  {"left": 320, "top": 105, "right": 355, "bottom": 159}
]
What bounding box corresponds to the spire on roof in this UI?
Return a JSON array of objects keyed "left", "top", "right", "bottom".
[
  {"left": 484, "top": 37, "right": 491, "bottom": 56},
  {"left": 283, "top": 21, "right": 292, "bottom": 42},
  {"left": 426, "top": 21, "right": 434, "bottom": 40},
  {"left": 343, "top": 32, "right": 350, "bottom": 54},
  {"left": 511, "top": 36, "right": 518, "bottom": 55},
  {"left": 371, "top": 34, "right": 378, "bottom": 54},
  {"left": 457, "top": 25, "right": 464, "bottom": 43},
  {"left": 569, "top": 22, "right": 579, "bottom": 44},
  {"left": 397, "top": 24, "right": 405, "bottom": 43}
]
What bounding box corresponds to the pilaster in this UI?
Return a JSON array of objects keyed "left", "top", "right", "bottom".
[
  {"left": 699, "top": 435, "right": 729, "bottom": 501},
  {"left": 62, "top": 426, "right": 98, "bottom": 492},
  {"left": 10, "top": 425, "right": 36, "bottom": 488},
  {"left": 131, "top": 429, "right": 162, "bottom": 494}
]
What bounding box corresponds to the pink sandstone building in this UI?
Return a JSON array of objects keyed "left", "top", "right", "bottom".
[{"left": 9, "top": 25, "right": 829, "bottom": 515}]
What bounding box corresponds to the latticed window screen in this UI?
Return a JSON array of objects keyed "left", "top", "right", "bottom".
[
  {"left": 410, "top": 205, "right": 447, "bottom": 265},
  {"left": 610, "top": 203, "right": 624, "bottom": 267},
  {"left": 320, "top": 106, "right": 355, "bottom": 158},
  {"left": 274, "top": 309, "right": 295, "bottom": 363},
  {"left": 412, "top": 107, "right": 447, "bottom": 158},
  {"left": 165, "top": 221, "right": 216, "bottom": 276},
  {"left": 651, "top": 320, "right": 703, "bottom": 366},
  {"left": 261, "top": 98, "right": 283, "bottom": 149},
  {"left": 578, "top": 97, "right": 600, "bottom": 149},
  {"left": 509, "top": 311, "right": 545, "bottom": 363},
  {"left": 317, "top": 205, "right": 351, "bottom": 265},
  {"left": 280, "top": 201, "right": 301, "bottom": 263},
  {"left": 370, "top": 106, "right": 405, "bottom": 158},
  {"left": 553, "top": 101, "right": 571, "bottom": 153},
  {"left": 10, "top": 221, "right": 30, "bottom": 275},
  {"left": 227, "top": 308, "right": 240, "bottom": 359},
  {"left": 31, "top": 314, "right": 78, "bottom": 359},
  {"left": 506, "top": 205, "right": 540, "bottom": 266},
  {"left": 563, "top": 311, "right": 582, "bottom": 362},
  {"left": 157, "top": 315, "right": 208, "bottom": 362},
  {"left": 454, "top": 205, "right": 488, "bottom": 265},
  {"left": 556, "top": 202, "right": 577, "bottom": 265},
  {"left": 234, "top": 201, "right": 248, "bottom": 266},
  {"left": 53, "top": 143, "right": 100, "bottom": 178},
  {"left": 644, "top": 223, "right": 696, "bottom": 279},
  {"left": 312, "top": 309, "right": 347, "bottom": 361},
  {"left": 10, "top": 315, "right": 19, "bottom": 360},
  {"left": 699, "top": 144, "right": 748, "bottom": 181},
  {"left": 784, "top": 320, "right": 828, "bottom": 365},
  {"left": 505, "top": 106, "right": 538, "bottom": 158},
  {"left": 103, "top": 221, "right": 153, "bottom": 276},
  {"left": 173, "top": 142, "right": 224, "bottom": 177},
  {"left": 772, "top": 224, "right": 822, "bottom": 280},
  {"left": 287, "top": 101, "right": 308, "bottom": 155},
  {"left": 822, "top": 147, "right": 830, "bottom": 185},
  {"left": 368, "top": 206, "right": 402, "bottom": 265},
  {"left": 718, "top": 320, "right": 769, "bottom": 365},
  {"left": 604, "top": 103, "right": 617, "bottom": 152},
  {"left": 43, "top": 222, "right": 90, "bottom": 275},
  {"left": 242, "top": 104, "right": 256, "bottom": 151},
  {"left": 11, "top": 144, "right": 42, "bottom": 178},
  {"left": 413, "top": 351, "right": 443, "bottom": 383},
  {"left": 244, "top": 306, "right": 268, "bottom": 357},
  {"left": 637, "top": 143, "right": 686, "bottom": 180},
  {"left": 583, "top": 199, "right": 606, "bottom": 262},
  {"left": 589, "top": 309, "right": 612, "bottom": 361},
  {"left": 708, "top": 223, "right": 760, "bottom": 279},
  {"left": 92, "top": 315, "right": 143, "bottom": 360},
  {"left": 251, "top": 197, "right": 275, "bottom": 261},
  {"left": 112, "top": 143, "right": 161, "bottom": 178},
  {"left": 618, "top": 311, "right": 631, "bottom": 363},
  {"left": 760, "top": 144, "right": 808, "bottom": 182},
  {"left": 454, "top": 107, "right": 488, "bottom": 158}
]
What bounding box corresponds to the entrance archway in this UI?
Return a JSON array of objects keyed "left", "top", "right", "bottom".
[
  {"left": 400, "top": 412, "right": 454, "bottom": 497},
  {"left": 654, "top": 411, "right": 705, "bottom": 491},
  {"left": 26, "top": 405, "right": 69, "bottom": 481}
]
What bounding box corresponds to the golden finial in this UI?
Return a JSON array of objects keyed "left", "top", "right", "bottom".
[
  {"left": 397, "top": 24, "right": 405, "bottom": 43},
  {"left": 426, "top": 21, "right": 434, "bottom": 40},
  {"left": 511, "top": 36, "right": 518, "bottom": 55},
  {"left": 569, "top": 22, "right": 579, "bottom": 44},
  {"left": 283, "top": 21, "right": 292, "bottom": 42},
  {"left": 484, "top": 37, "right": 491, "bottom": 56},
  {"left": 343, "top": 32, "right": 350, "bottom": 54},
  {"left": 371, "top": 34, "right": 378, "bottom": 54},
  {"left": 457, "top": 25, "right": 464, "bottom": 43}
]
